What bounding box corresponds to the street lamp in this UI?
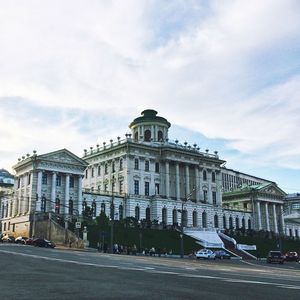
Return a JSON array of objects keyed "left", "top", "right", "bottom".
[{"left": 110, "top": 176, "right": 116, "bottom": 254}]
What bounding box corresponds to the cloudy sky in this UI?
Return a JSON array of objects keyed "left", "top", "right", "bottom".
[{"left": 0, "top": 0, "right": 299, "bottom": 193}]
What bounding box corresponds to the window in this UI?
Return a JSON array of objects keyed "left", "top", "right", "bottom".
[
  {"left": 105, "top": 164, "right": 108, "bottom": 174},
  {"left": 134, "top": 131, "right": 138, "bottom": 141},
  {"left": 42, "top": 173, "right": 47, "bottom": 185},
  {"left": 172, "top": 209, "right": 177, "bottom": 225},
  {"left": 17, "top": 178, "right": 21, "bottom": 188},
  {"left": 101, "top": 203, "right": 106, "bottom": 213},
  {"left": 110, "top": 203, "right": 115, "bottom": 220},
  {"left": 203, "top": 190, "right": 207, "bottom": 203},
  {"left": 97, "top": 165, "right": 101, "bottom": 176},
  {"left": 193, "top": 211, "right": 198, "bottom": 227},
  {"left": 134, "top": 158, "right": 139, "bottom": 170},
  {"left": 91, "top": 167, "right": 94, "bottom": 177},
  {"left": 145, "top": 160, "right": 150, "bottom": 172},
  {"left": 119, "top": 205, "right": 123, "bottom": 220},
  {"left": 182, "top": 210, "right": 188, "bottom": 227},
  {"left": 235, "top": 217, "right": 240, "bottom": 229},
  {"left": 119, "top": 181, "right": 123, "bottom": 194},
  {"left": 135, "top": 206, "right": 140, "bottom": 220},
  {"left": 229, "top": 216, "right": 233, "bottom": 229},
  {"left": 119, "top": 159, "right": 123, "bottom": 171},
  {"left": 69, "top": 177, "right": 74, "bottom": 188},
  {"left": 145, "top": 182, "right": 149, "bottom": 196},
  {"left": 104, "top": 183, "right": 108, "bottom": 192},
  {"left": 212, "top": 191, "right": 217, "bottom": 205},
  {"left": 146, "top": 207, "right": 151, "bottom": 221},
  {"left": 243, "top": 203, "right": 248, "bottom": 210},
  {"left": 92, "top": 201, "right": 96, "bottom": 217},
  {"left": 134, "top": 180, "right": 139, "bottom": 195},
  {"left": 56, "top": 175, "right": 61, "bottom": 187},
  {"left": 203, "top": 170, "right": 207, "bottom": 181},
  {"left": 144, "top": 129, "right": 151, "bottom": 142},
  {"left": 112, "top": 161, "right": 115, "bottom": 173},
  {"left": 214, "top": 214, "right": 219, "bottom": 228},
  {"left": 248, "top": 219, "right": 251, "bottom": 230},
  {"left": 202, "top": 211, "right": 207, "bottom": 228},
  {"left": 82, "top": 200, "right": 87, "bottom": 213},
  {"left": 155, "top": 162, "right": 159, "bottom": 173},
  {"left": 41, "top": 196, "right": 46, "bottom": 212},
  {"left": 223, "top": 215, "right": 227, "bottom": 229},
  {"left": 212, "top": 172, "right": 215, "bottom": 182},
  {"left": 85, "top": 169, "right": 88, "bottom": 179},
  {"left": 28, "top": 173, "right": 31, "bottom": 185},
  {"left": 155, "top": 183, "right": 160, "bottom": 195},
  {"left": 162, "top": 207, "right": 167, "bottom": 225},
  {"left": 157, "top": 130, "right": 163, "bottom": 141},
  {"left": 242, "top": 218, "right": 245, "bottom": 229}
]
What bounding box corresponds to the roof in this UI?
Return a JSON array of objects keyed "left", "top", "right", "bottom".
[
  {"left": 0, "top": 169, "right": 14, "bottom": 179},
  {"left": 129, "top": 109, "right": 171, "bottom": 128}
]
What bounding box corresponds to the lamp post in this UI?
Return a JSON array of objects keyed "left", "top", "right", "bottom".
[{"left": 110, "top": 176, "right": 115, "bottom": 254}]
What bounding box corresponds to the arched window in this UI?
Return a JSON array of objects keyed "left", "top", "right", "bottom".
[
  {"left": 242, "top": 218, "right": 245, "bottom": 229},
  {"left": 248, "top": 219, "right": 251, "bottom": 230},
  {"left": 69, "top": 199, "right": 73, "bottom": 215},
  {"left": 101, "top": 203, "right": 106, "bottom": 213},
  {"left": 144, "top": 129, "right": 151, "bottom": 142},
  {"left": 55, "top": 198, "right": 60, "bottom": 214},
  {"left": 162, "top": 207, "right": 167, "bottom": 225},
  {"left": 202, "top": 211, "right": 207, "bottom": 228},
  {"left": 135, "top": 206, "right": 140, "bottom": 220},
  {"left": 145, "top": 207, "right": 150, "bottom": 221},
  {"left": 157, "top": 130, "right": 163, "bottom": 141},
  {"left": 214, "top": 214, "right": 219, "bottom": 228},
  {"left": 119, "top": 158, "right": 123, "bottom": 171},
  {"left": 223, "top": 215, "right": 227, "bottom": 229},
  {"left": 235, "top": 217, "right": 240, "bottom": 229},
  {"left": 192, "top": 211, "right": 198, "bottom": 227},
  {"left": 182, "top": 209, "right": 188, "bottom": 227},
  {"left": 134, "top": 131, "right": 138, "bottom": 141},
  {"left": 203, "top": 170, "right": 207, "bottom": 181},
  {"left": 172, "top": 209, "right": 177, "bottom": 225},
  {"left": 41, "top": 196, "right": 46, "bottom": 213},
  {"left": 119, "top": 205, "right": 123, "bottom": 220},
  {"left": 92, "top": 201, "right": 96, "bottom": 217},
  {"left": 229, "top": 216, "right": 233, "bottom": 229}
]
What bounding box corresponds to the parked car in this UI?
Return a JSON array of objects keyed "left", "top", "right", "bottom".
[
  {"left": 33, "top": 238, "right": 56, "bottom": 248},
  {"left": 285, "top": 251, "right": 299, "bottom": 262},
  {"left": 1, "top": 235, "right": 15, "bottom": 243},
  {"left": 25, "top": 238, "right": 35, "bottom": 245},
  {"left": 15, "top": 236, "right": 29, "bottom": 244},
  {"left": 196, "top": 249, "right": 216, "bottom": 260},
  {"left": 267, "top": 251, "right": 285, "bottom": 264},
  {"left": 215, "top": 250, "right": 231, "bottom": 259}
]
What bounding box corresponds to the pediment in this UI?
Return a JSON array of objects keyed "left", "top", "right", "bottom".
[
  {"left": 260, "top": 184, "right": 286, "bottom": 197},
  {"left": 38, "top": 149, "right": 88, "bottom": 167}
]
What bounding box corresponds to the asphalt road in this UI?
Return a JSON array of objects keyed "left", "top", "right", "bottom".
[{"left": 0, "top": 244, "right": 300, "bottom": 300}]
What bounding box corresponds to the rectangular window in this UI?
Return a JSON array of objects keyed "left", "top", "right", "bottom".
[
  {"left": 42, "top": 173, "right": 47, "bottom": 185},
  {"left": 28, "top": 173, "right": 31, "bottom": 185},
  {"left": 203, "top": 190, "right": 207, "bottom": 203},
  {"left": 212, "top": 191, "right": 217, "bottom": 205},
  {"left": 134, "top": 159, "right": 139, "bottom": 170},
  {"left": 243, "top": 203, "right": 248, "bottom": 210},
  {"left": 155, "top": 183, "right": 160, "bottom": 194},
  {"left": 98, "top": 165, "right": 101, "bottom": 176},
  {"left": 56, "top": 175, "right": 61, "bottom": 187},
  {"left": 104, "top": 184, "right": 108, "bottom": 192},
  {"left": 212, "top": 172, "right": 215, "bottom": 183},
  {"left": 17, "top": 178, "right": 21, "bottom": 188},
  {"left": 91, "top": 167, "right": 94, "bottom": 177},
  {"left": 155, "top": 162, "right": 159, "bottom": 173},
  {"left": 134, "top": 180, "right": 139, "bottom": 195},
  {"left": 69, "top": 177, "right": 74, "bottom": 188},
  {"left": 112, "top": 162, "right": 115, "bottom": 173},
  {"left": 85, "top": 169, "right": 88, "bottom": 178},
  {"left": 145, "top": 161, "right": 150, "bottom": 172},
  {"left": 145, "top": 182, "right": 150, "bottom": 196}
]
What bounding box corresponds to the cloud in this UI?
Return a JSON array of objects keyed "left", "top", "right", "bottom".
[{"left": 0, "top": 0, "right": 300, "bottom": 181}]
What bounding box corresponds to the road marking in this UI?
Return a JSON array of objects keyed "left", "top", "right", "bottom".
[{"left": 1, "top": 249, "right": 300, "bottom": 291}]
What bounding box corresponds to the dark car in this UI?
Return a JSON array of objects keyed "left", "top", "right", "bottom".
[
  {"left": 285, "top": 251, "right": 299, "bottom": 262},
  {"left": 215, "top": 250, "right": 231, "bottom": 259},
  {"left": 25, "top": 238, "right": 35, "bottom": 245},
  {"left": 267, "top": 251, "right": 285, "bottom": 264},
  {"left": 33, "top": 238, "right": 56, "bottom": 248}
]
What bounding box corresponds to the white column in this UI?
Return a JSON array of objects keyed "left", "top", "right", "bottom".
[
  {"left": 265, "top": 202, "right": 270, "bottom": 231},
  {"left": 65, "top": 174, "right": 70, "bottom": 215},
  {"left": 165, "top": 161, "right": 170, "bottom": 198},
  {"left": 273, "top": 204, "right": 278, "bottom": 234},
  {"left": 256, "top": 201, "right": 262, "bottom": 230},
  {"left": 280, "top": 205, "right": 285, "bottom": 234},
  {"left": 207, "top": 171, "right": 212, "bottom": 204},
  {"left": 36, "top": 171, "right": 43, "bottom": 211},
  {"left": 51, "top": 172, "right": 57, "bottom": 212},
  {"left": 78, "top": 175, "right": 83, "bottom": 215},
  {"left": 185, "top": 165, "right": 190, "bottom": 197},
  {"left": 175, "top": 163, "right": 180, "bottom": 200},
  {"left": 216, "top": 171, "right": 222, "bottom": 205},
  {"left": 195, "top": 167, "right": 200, "bottom": 202}
]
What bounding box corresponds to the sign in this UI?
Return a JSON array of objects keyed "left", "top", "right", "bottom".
[
  {"left": 75, "top": 222, "right": 81, "bottom": 229},
  {"left": 237, "top": 244, "right": 256, "bottom": 251}
]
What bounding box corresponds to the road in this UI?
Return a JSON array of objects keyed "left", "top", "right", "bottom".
[{"left": 0, "top": 244, "right": 300, "bottom": 300}]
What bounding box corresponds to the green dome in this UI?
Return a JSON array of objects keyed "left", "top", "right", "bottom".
[{"left": 129, "top": 109, "right": 171, "bottom": 128}]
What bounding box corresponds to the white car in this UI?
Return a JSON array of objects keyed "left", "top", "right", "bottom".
[{"left": 196, "top": 249, "right": 216, "bottom": 260}]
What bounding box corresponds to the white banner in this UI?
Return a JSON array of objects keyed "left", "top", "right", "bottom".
[{"left": 237, "top": 244, "right": 256, "bottom": 250}]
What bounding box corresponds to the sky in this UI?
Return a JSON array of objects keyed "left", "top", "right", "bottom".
[{"left": 0, "top": 0, "right": 299, "bottom": 193}]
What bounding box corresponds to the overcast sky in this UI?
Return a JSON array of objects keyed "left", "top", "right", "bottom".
[{"left": 0, "top": 0, "right": 299, "bottom": 193}]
